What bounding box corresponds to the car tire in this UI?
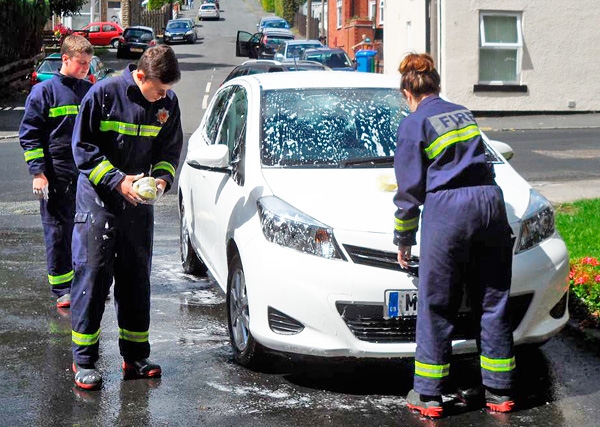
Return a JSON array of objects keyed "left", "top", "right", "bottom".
[
  {"left": 179, "top": 199, "right": 208, "bottom": 276},
  {"left": 227, "top": 251, "right": 266, "bottom": 369},
  {"left": 110, "top": 39, "right": 119, "bottom": 49}
]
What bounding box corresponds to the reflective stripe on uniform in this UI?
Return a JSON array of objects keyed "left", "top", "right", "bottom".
[
  {"left": 152, "top": 161, "right": 176, "bottom": 178},
  {"left": 395, "top": 216, "right": 419, "bottom": 232},
  {"left": 100, "top": 120, "right": 162, "bottom": 137},
  {"left": 24, "top": 148, "right": 44, "bottom": 162},
  {"left": 72, "top": 328, "right": 101, "bottom": 346},
  {"left": 48, "top": 105, "right": 79, "bottom": 118},
  {"left": 424, "top": 124, "right": 481, "bottom": 160},
  {"left": 119, "top": 328, "right": 149, "bottom": 343},
  {"left": 139, "top": 125, "right": 162, "bottom": 137},
  {"left": 48, "top": 270, "right": 74, "bottom": 286},
  {"left": 415, "top": 361, "right": 450, "bottom": 379},
  {"left": 480, "top": 355, "right": 516, "bottom": 373},
  {"left": 89, "top": 160, "right": 115, "bottom": 185}
]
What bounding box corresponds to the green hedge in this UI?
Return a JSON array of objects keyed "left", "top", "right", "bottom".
[
  {"left": 261, "top": 0, "right": 274, "bottom": 13},
  {"left": 273, "top": 0, "right": 302, "bottom": 28},
  {"left": 1, "top": 0, "right": 51, "bottom": 66}
]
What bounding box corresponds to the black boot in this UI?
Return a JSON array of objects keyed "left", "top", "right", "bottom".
[
  {"left": 72, "top": 362, "right": 102, "bottom": 390},
  {"left": 122, "top": 358, "right": 162, "bottom": 380}
]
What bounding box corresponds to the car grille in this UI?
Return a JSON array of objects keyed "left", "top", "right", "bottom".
[
  {"left": 343, "top": 244, "right": 419, "bottom": 277},
  {"left": 336, "top": 293, "right": 533, "bottom": 343},
  {"left": 268, "top": 307, "right": 304, "bottom": 335}
]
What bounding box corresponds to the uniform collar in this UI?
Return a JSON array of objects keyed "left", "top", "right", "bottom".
[
  {"left": 56, "top": 72, "right": 80, "bottom": 88},
  {"left": 124, "top": 64, "right": 148, "bottom": 104},
  {"left": 416, "top": 94, "right": 440, "bottom": 111}
]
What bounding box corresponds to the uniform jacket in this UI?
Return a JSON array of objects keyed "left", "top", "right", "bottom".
[
  {"left": 19, "top": 73, "right": 93, "bottom": 184},
  {"left": 72, "top": 64, "right": 183, "bottom": 209},
  {"left": 393, "top": 95, "right": 495, "bottom": 246}
]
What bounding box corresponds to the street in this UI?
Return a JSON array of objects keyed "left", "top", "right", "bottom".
[{"left": 2, "top": 0, "right": 600, "bottom": 425}]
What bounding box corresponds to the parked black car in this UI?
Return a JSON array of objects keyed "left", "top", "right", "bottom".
[
  {"left": 163, "top": 19, "right": 197, "bottom": 44},
  {"left": 222, "top": 59, "right": 330, "bottom": 84},
  {"left": 117, "top": 26, "right": 156, "bottom": 59},
  {"left": 236, "top": 29, "right": 295, "bottom": 59}
]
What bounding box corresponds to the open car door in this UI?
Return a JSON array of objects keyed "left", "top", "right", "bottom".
[{"left": 236, "top": 31, "right": 254, "bottom": 57}]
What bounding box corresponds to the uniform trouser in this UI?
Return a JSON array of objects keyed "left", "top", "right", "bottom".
[
  {"left": 40, "top": 181, "right": 76, "bottom": 298},
  {"left": 71, "top": 188, "right": 154, "bottom": 365},
  {"left": 414, "top": 185, "right": 515, "bottom": 396}
]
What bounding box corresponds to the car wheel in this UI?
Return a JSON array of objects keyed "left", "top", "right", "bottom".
[
  {"left": 227, "top": 251, "right": 265, "bottom": 369},
  {"left": 110, "top": 39, "right": 119, "bottom": 49},
  {"left": 179, "top": 199, "right": 208, "bottom": 276}
]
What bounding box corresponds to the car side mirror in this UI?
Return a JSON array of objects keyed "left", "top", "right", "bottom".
[
  {"left": 488, "top": 139, "right": 514, "bottom": 161},
  {"left": 186, "top": 144, "right": 232, "bottom": 174}
]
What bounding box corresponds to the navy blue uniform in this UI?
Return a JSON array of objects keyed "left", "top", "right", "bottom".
[
  {"left": 393, "top": 96, "right": 515, "bottom": 396},
  {"left": 19, "top": 74, "right": 93, "bottom": 299},
  {"left": 71, "top": 65, "right": 183, "bottom": 365}
]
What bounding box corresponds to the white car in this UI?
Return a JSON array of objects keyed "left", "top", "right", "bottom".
[
  {"left": 178, "top": 71, "right": 569, "bottom": 369},
  {"left": 198, "top": 3, "right": 219, "bottom": 21},
  {"left": 273, "top": 39, "right": 324, "bottom": 62}
]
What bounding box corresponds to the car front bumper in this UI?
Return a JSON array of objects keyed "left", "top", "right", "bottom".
[{"left": 240, "top": 230, "right": 569, "bottom": 359}]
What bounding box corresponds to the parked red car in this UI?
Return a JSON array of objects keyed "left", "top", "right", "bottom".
[{"left": 74, "top": 21, "right": 123, "bottom": 48}]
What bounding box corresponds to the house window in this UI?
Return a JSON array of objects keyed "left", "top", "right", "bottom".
[
  {"left": 369, "top": 1, "right": 376, "bottom": 21},
  {"left": 336, "top": 0, "right": 343, "bottom": 29},
  {"left": 379, "top": 0, "right": 384, "bottom": 24},
  {"left": 479, "top": 12, "right": 522, "bottom": 84}
]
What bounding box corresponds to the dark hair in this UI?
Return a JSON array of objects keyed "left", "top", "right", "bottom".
[
  {"left": 398, "top": 53, "right": 440, "bottom": 99},
  {"left": 137, "top": 45, "right": 181, "bottom": 84}
]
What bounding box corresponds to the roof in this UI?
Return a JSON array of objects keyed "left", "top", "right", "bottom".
[{"left": 228, "top": 70, "right": 399, "bottom": 91}]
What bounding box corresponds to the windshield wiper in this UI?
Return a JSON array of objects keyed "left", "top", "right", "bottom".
[{"left": 339, "top": 156, "right": 394, "bottom": 168}]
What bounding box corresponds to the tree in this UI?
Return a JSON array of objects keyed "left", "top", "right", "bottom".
[{"left": 49, "top": 0, "right": 87, "bottom": 16}]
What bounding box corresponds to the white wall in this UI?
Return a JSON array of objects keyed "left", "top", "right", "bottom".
[{"left": 385, "top": 0, "right": 600, "bottom": 112}]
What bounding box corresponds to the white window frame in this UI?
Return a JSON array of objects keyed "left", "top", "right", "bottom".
[
  {"left": 336, "top": 0, "right": 343, "bottom": 29},
  {"left": 379, "top": 0, "right": 384, "bottom": 24},
  {"left": 368, "top": 1, "right": 376, "bottom": 21},
  {"left": 479, "top": 12, "right": 523, "bottom": 85}
]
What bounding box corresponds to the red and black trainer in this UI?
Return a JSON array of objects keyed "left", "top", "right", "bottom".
[
  {"left": 406, "top": 389, "right": 444, "bottom": 418},
  {"left": 122, "top": 359, "right": 162, "bottom": 380},
  {"left": 485, "top": 388, "right": 515, "bottom": 413},
  {"left": 72, "top": 362, "right": 102, "bottom": 390}
]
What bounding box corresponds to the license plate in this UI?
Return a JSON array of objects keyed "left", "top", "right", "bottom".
[
  {"left": 131, "top": 48, "right": 143, "bottom": 53},
  {"left": 385, "top": 290, "right": 418, "bottom": 319},
  {"left": 384, "top": 288, "right": 471, "bottom": 319},
  {"left": 173, "top": 36, "right": 183, "bottom": 40}
]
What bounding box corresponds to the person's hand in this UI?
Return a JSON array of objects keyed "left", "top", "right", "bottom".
[
  {"left": 143, "top": 178, "right": 166, "bottom": 205},
  {"left": 117, "top": 173, "right": 145, "bottom": 205},
  {"left": 33, "top": 173, "right": 49, "bottom": 201},
  {"left": 397, "top": 245, "right": 412, "bottom": 269}
]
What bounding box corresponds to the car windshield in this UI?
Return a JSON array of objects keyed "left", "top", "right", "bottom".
[
  {"left": 264, "top": 20, "right": 288, "bottom": 29},
  {"left": 124, "top": 29, "right": 152, "bottom": 39},
  {"left": 167, "top": 22, "right": 189, "bottom": 30},
  {"left": 37, "top": 59, "right": 62, "bottom": 73},
  {"left": 261, "top": 88, "right": 407, "bottom": 167},
  {"left": 265, "top": 36, "right": 293, "bottom": 48},
  {"left": 306, "top": 52, "right": 352, "bottom": 68},
  {"left": 286, "top": 43, "right": 322, "bottom": 58}
]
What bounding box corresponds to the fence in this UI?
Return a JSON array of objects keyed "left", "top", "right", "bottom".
[
  {"left": 294, "top": 12, "right": 321, "bottom": 40},
  {"left": 141, "top": 8, "right": 171, "bottom": 36}
]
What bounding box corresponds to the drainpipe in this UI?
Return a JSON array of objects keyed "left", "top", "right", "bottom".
[{"left": 306, "top": 0, "right": 312, "bottom": 39}]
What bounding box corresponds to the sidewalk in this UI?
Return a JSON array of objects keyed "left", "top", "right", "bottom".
[{"left": 476, "top": 112, "right": 600, "bottom": 132}]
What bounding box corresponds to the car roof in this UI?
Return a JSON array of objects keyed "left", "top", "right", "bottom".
[
  {"left": 227, "top": 70, "right": 399, "bottom": 91},
  {"left": 282, "top": 39, "right": 322, "bottom": 46},
  {"left": 304, "top": 47, "right": 347, "bottom": 54},
  {"left": 260, "top": 16, "right": 287, "bottom": 23},
  {"left": 125, "top": 25, "right": 154, "bottom": 31},
  {"left": 261, "top": 28, "right": 294, "bottom": 36}
]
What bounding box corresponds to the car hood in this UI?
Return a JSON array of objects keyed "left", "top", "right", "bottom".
[{"left": 261, "top": 164, "right": 528, "bottom": 233}]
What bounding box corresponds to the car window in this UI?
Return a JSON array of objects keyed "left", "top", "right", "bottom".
[
  {"left": 261, "top": 88, "right": 408, "bottom": 167},
  {"left": 102, "top": 24, "right": 116, "bottom": 32},
  {"left": 286, "top": 43, "right": 322, "bottom": 58},
  {"left": 88, "top": 25, "right": 101, "bottom": 33},
  {"left": 203, "top": 87, "right": 233, "bottom": 144},
  {"left": 37, "top": 59, "right": 61, "bottom": 73},
  {"left": 124, "top": 28, "right": 152, "bottom": 39},
  {"left": 215, "top": 87, "right": 248, "bottom": 154}
]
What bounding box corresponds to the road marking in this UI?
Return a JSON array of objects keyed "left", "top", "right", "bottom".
[
  {"left": 206, "top": 82, "right": 212, "bottom": 93},
  {"left": 532, "top": 149, "right": 600, "bottom": 159},
  {"left": 202, "top": 94, "right": 209, "bottom": 109}
]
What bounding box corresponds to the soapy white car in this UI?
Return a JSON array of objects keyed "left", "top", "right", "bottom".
[{"left": 178, "top": 71, "right": 569, "bottom": 368}]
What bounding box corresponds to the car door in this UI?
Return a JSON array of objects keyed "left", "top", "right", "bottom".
[
  {"left": 85, "top": 24, "right": 102, "bottom": 45},
  {"left": 236, "top": 31, "right": 262, "bottom": 58},
  {"left": 102, "top": 23, "right": 119, "bottom": 45}
]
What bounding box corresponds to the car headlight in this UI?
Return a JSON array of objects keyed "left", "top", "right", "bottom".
[
  {"left": 165, "top": 31, "right": 171, "bottom": 36},
  {"left": 186, "top": 30, "right": 193, "bottom": 35},
  {"left": 515, "top": 189, "right": 555, "bottom": 254},
  {"left": 257, "top": 196, "right": 343, "bottom": 259}
]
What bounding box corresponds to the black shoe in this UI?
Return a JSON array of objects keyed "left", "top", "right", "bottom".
[
  {"left": 72, "top": 362, "right": 102, "bottom": 390},
  {"left": 122, "top": 358, "right": 162, "bottom": 380},
  {"left": 458, "top": 386, "right": 515, "bottom": 412},
  {"left": 406, "top": 389, "right": 444, "bottom": 418}
]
